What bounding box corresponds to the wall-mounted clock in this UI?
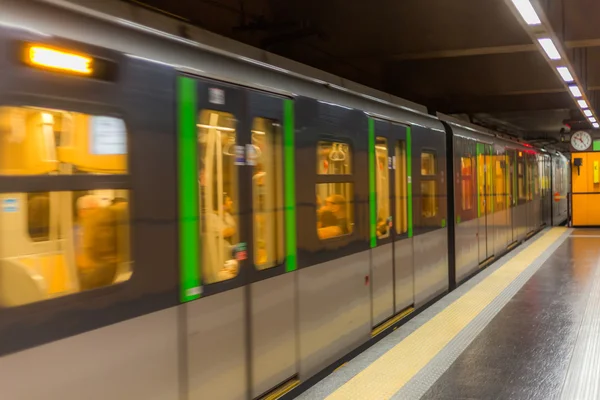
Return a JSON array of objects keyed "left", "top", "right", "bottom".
[{"left": 571, "top": 130, "right": 592, "bottom": 151}]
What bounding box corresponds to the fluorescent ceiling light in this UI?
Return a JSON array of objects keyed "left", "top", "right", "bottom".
[
  {"left": 578, "top": 100, "right": 589, "bottom": 108},
  {"left": 569, "top": 85, "right": 583, "bottom": 97},
  {"left": 584, "top": 110, "right": 593, "bottom": 117},
  {"left": 557, "top": 67, "right": 574, "bottom": 82},
  {"left": 593, "top": 122, "right": 600, "bottom": 128},
  {"left": 538, "top": 38, "right": 561, "bottom": 60},
  {"left": 511, "top": 0, "right": 541, "bottom": 25},
  {"left": 590, "top": 117, "right": 597, "bottom": 123}
]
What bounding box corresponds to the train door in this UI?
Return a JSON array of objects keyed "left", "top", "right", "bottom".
[
  {"left": 186, "top": 78, "right": 249, "bottom": 400},
  {"left": 476, "top": 143, "right": 492, "bottom": 264},
  {"left": 492, "top": 148, "right": 508, "bottom": 255},
  {"left": 485, "top": 144, "right": 494, "bottom": 259},
  {"left": 370, "top": 120, "right": 412, "bottom": 329},
  {"left": 541, "top": 155, "right": 552, "bottom": 226},
  {"left": 526, "top": 154, "right": 535, "bottom": 235},
  {"left": 507, "top": 149, "right": 517, "bottom": 244},
  {"left": 245, "top": 90, "right": 298, "bottom": 398},
  {"left": 182, "top": 77, "right": 298, "bottom": 399}
]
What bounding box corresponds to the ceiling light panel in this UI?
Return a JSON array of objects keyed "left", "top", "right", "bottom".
[
  {"left": 593, "top": 123, "right": 600, "bottom": 129},
  {"left": 569, "top": 85, "right": 583, "bottom": 97},
  {"left": 590, "top": 117, "right": 597, "bottom": 123},
  {"left": 538, "top": 38, "right": 561, "bottom": 60},
  {"left": 511, "top": 0, "right": 542, "bottom": 25},
  {"left": 578, "top": 100, "right": 589, "bottom": 108},
  {"left": 584, "top": 110, "right": 593, "bottom": 117},
  {"left": 557, "top": 67, "right": 574, "bottom": 82}
]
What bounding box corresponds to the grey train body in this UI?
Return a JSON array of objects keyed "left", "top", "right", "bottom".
[{"left": 0, "top": 1, "right": 570, "bottom": 399}]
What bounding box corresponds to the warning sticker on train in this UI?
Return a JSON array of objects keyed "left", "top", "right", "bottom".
[{"left": 1, "top": 198, "right": 18, "bottom": 213}]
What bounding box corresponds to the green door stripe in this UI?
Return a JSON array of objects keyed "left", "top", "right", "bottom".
[
  {"left": 284, "top": 99, "right": 297, "bottom": 272},
  {"left": 407, "top": 127, "right": 413, "bottom": 238},
  {"left": 368, "top": 118, "right": 377, "bottom": 248},
  {"left": 178, "top": 76, "right": 201, "bottom": 302}
]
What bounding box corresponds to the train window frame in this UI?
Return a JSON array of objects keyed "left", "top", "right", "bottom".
[
  {"left": 0, "top": 103, "right": 134, "bottom": 309},
  {"left": 315, "top": 139, "right": 356, "bottom": 241}
]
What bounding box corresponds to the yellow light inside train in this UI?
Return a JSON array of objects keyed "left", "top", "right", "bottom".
[
  {"left": 519, "top": 151, "right": 523, "bottom": 157},
  {"left": 27, "top": 45, "right": 92, "bottom": 75}
]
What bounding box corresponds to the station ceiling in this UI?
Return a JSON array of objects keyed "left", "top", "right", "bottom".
[{"left": 135, "top": 0, "right": 600, "bottom": 150}]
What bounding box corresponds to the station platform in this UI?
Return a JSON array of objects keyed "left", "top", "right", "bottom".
[{"left": 297, "top": 227, "right": 600, "bottom": 400}]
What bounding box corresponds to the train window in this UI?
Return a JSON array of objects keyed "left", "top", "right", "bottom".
[
  {"left": 317, "top": 141, "right": 352, "bottom": 175},
  {"left": 534, "top": 161, "right": 540, "bottom": 196},
  {"left": 528, "top": 158, "right": 534, "bottom": 200},
  {"left": 421, "top": 181, "right": 437, "bottom": 218},
  {"left": 460, "top": 157, "right": 473, "bottom": 211},
  {"left": 495, "top": 160, "right": 506, "bottom": 211},
  {"left": 477, "top": 150, "right": 485, "bottom": 215},
  {"left": 517, "top": 159, "right": 525, "bottom": 201},
  {"left": 316, "top": 183, "right": 354, "bottom": 240},
  {"left": 0, "top": 190, "right": 131, "bottom": 307},
  {"left": 421, "top": 152, "right": 436, "bottom": 175},
  {"left": 198, "top": 110, "right": 239, "bottom": 284},
  {"left": 375, "top": 137, "right": 390, "bottom": 239},
  {"left": 421, "top": 151, "right": 437, "bottom": 218},
  {"left": 507, "top": 154, "right": 514, "bottom": 207},
  {"left": 484, "top": 152, "right": 492, "bottom": 215},
  {"left": 251, "top": 117, "right": 284, "bottom": 270},
  {"left": 0, "top": 107, "right": 128, "bottom": 176},
  {"left": 395, "top": 141, "right": 408, "bottom": 235}
]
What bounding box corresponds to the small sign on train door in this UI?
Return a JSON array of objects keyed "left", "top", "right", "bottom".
[
  {"left": 234, "top": 145, "right": 245, "bottom": 165},
  {"left": 246, "top": 144, "right": 257, "bottom": 166}
]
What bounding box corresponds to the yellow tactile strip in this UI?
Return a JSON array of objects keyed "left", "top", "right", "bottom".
[{"left": 327, "top": 227, "right": 568, "bottom": 400}]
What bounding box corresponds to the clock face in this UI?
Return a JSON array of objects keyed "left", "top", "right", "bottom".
[{"left": 571, "top": 131, "right": 592, "bottom": 151}]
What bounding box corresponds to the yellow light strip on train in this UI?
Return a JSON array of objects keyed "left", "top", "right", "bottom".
[{"left": 27, "top": 45, "right": 93, "bottom": 75}]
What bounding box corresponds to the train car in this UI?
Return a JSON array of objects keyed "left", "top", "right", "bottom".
[
  {"left": 440, "top": 116, "right": 569, "bottom": 284},
  {"left": 0, "top": 1, "right": 569, "bottom": 399}
]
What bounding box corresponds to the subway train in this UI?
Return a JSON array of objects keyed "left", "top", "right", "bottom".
[{"left": 0, "top": 1, "right": 570, "bottom": 399}]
